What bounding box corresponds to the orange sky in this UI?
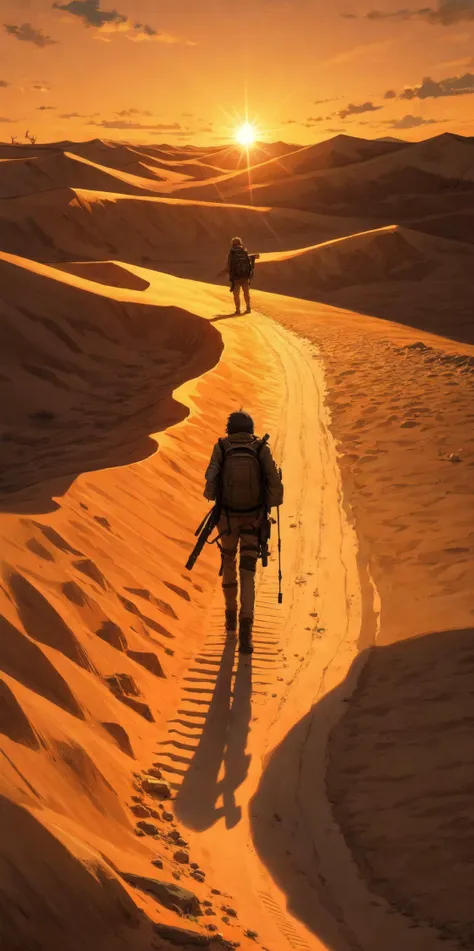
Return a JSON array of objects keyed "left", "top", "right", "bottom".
[{"left": 0, "top": 0, "right": 473, "bottom": 145}]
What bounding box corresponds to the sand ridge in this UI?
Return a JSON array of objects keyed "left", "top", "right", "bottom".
[{"left": 0, "top": 132, "right": 473, "bottom": 951}]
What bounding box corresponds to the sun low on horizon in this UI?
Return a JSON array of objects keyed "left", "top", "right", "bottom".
[{"left": 235, "top": 122, "right": 257, "bottom": 148}]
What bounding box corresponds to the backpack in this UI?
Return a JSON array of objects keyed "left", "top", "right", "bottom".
[
  {"left": 230, "top": 247, "right": 251, "bottom": 280},
  {"left": 218, "top": 435, "right": 269, "bottom": 513}
]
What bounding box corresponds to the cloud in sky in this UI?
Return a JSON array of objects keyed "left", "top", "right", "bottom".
[
  {"left": 115, "top": 108, "right": 153, "bottom": 117},
  {"left": 4, "top": 22, "right": 57, "bottom": 46},
  {"left": 400, "top": 72, "right": 474, "bottom": 97},
  {"left": 37, "top": 105, "right": 56, "bottom": 110},
  {"left": 344, "top": 0, "right": 474, "bottom": 25},
  {"left": 53, "top": 1, "right": 196, "bottom": 44},
  {"left": 89, "top": 119, "right": 182, "bottom": 130},
  {"left": 0, "top": 116, "right": 15, "bottom": 123},
  {"left": 52, "top": 0, "right": 127, "bottom": 28},
  {"left": 387, "top": 113, "right": 441, "bottom": 128},
  {"left": 60, "top": 111, "right": 99, "bottom": 118},
  {"left": 31, "top": 82, "right": 52, "bottom": 92},
  {"left": 0, "top": 80, "right": 10, "bottom": 88},
  {"left": 384, "top": 89, "right": 397, "bottom": 99},
  {"left": 324, "top": 39, "right": 392, "bottom": 66},
  {"left": 314, "top": 96, "right": 343, "bottom": 104},
  {"left": 338, "top": 100, "right": 382, "bottom": 119}
]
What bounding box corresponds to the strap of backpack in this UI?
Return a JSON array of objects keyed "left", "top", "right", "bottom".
[{"left": 257, "top": 433, "right": 270, "bottom": 455}]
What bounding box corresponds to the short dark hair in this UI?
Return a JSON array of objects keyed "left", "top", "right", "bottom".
[{"left": 226, "top": 410, "right": 254, "bottom": 434}]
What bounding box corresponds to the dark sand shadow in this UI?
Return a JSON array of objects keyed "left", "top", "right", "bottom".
[
  {"left": 250, "top": 628, "right": 474, "bottom": 949},
  {"left": 172, "top": 641, "right": 253, "bottom": 831}
]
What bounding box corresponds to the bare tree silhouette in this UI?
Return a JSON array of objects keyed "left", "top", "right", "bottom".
[
  {"left": 24, "top": 130, "right": 37, "bottom": 145},
  {"left": 10, "top": 135, "right": 18, "bottom": 145}
]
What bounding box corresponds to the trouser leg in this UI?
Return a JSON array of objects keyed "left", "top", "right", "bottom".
[
  {"left": 239, "top": 524, "right": 260, "bottom": 619},
  {"left": 219, "top": 519, "right": 238, "bottom": 611},
  {"left": 242, "top": 281, "right": 250, "bottom": 310},
  {"left": 233, "top": 283, "right": 241, "bottom": 312}
]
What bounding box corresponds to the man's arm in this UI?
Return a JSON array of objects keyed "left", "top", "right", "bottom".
[
  {"left": 204, "top": 442, "right": 223, "bottom": 501},
  {"left": 260, "top": 444, "right": 283, "bottom": 508}
]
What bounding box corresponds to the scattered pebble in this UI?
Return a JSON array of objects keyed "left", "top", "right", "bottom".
[
  {"left": 162, "top": 811, "right": 174, "bottom": 822},
  {"left": 151, "top": 858, "right": 163, "bottom": 870},
  {"left": 222, "top": 906, "right": 237, "bottom": 918},
  {"left": 174, "top": 849, "right": 189, "bottom": 865},
  {"left": 448, "top": 452, "right": 462, "bottom": 463},
  {"left": 137, "top": 820, "right": 159, "bottom": 836},
  {"left": 245, "top": 930, "right": 259, "bottom": 941},
  {"left": 131, "top": 804, "right": 150, "bottom": 819}
]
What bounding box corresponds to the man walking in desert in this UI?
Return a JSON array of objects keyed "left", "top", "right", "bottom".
[
  {"left": 227, "top": 237, "right": 253, "bottom": 316},
  {"left": 203, "top": 410, "right": 283, "bottom": 654}
]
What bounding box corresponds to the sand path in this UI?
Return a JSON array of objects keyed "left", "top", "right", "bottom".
[
  {"left": 147, "top": 291, "right": 456, "bottom": 951},
  {"left": 1, "top": 253, "right": 459, "bottom": 949},
  {"left": 149, "top": 302, "right": 367, "bottom": 951}
]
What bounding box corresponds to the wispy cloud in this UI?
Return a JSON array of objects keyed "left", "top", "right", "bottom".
[
  {"left": 0, "top": 80, "right": 10, "bottom": 88},
  {"left": 0, "top": 116, "right": 15, "bottom": 123},
  {"left": 31, "top": 82, "right": 52, "bottom": 92},
  {"left": 384, "top": 89, "right": 397, "bottom": 99},
  {"left": 60, "top": 111, "right": 100, "bottom": 118},
  {"left": 400, "top": 72, "right": 474, "bottom": 97},
  {"left": 324, "top": 39, "right": 392, "bottom": 66},
  {"left": 344, "top": 0, "right": 474, "bottom": 25},
  {"left": 386, "top": 113, "right": 442, "bottom": 128},
  {"left": 37, "top": 105, "right": 56, "bottom": 110},
  {"left": 338, "top": 100, "right": 382, "bottom": 119},
  {"left": 115, "top": 108, "right": 153, "bottom": 117},
  {"left": 89, "top": 119, "right": 182, "bottom": 131},
  {"left": 314, "top": 96, "right": 343, "bottom": 104},
  {"left": 4, "top": 22, "right": 57, "bottom": 46},
  {"left": 53, "top": 1, "right": 196, "bottom": 44},
  {"left": 52, "top": 0, "right": 127, "bottom": 28}
]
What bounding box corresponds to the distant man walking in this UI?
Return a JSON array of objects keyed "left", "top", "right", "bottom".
[
  {"left": 227, "top": 237, "right": 253, "bottom": 316},
  {"left": 204, "top": 410, "right": 283, "bottom": 654}
]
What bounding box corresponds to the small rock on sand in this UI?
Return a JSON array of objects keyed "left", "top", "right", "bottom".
[
  {"left": 174, "top": 849, "right": 189, "bottom": 864},
  {"left": 137, "top": 819, "right": 159, "bottom": 836},
  {"left": 142, "top": 777, "right": 172, "bottom": 798},
  {"left": 131, "top": 804, "right": 150, "bottom": 818}
]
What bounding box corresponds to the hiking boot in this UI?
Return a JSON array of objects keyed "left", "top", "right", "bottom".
[
  {"left": 245, "top": 307, "right": 251, "bottom": 314},
  {"left": 234, "top": 310, "right": 241, "bottom": 316},
  {"left": 239, "top": 617, "right": 254, "bottom": 654},
  {"left": 225, "top": 609, "right": 237, "bottom": 633}
]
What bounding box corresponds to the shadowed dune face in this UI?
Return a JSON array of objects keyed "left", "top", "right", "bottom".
[
  {"left": 256, "top": 226, "right": 474, "bottom": 344},
  {"left": 251, "top": 631, "right": 474, "bottom": 951},
  {"left": 0, "top": 187, "right": 372, "bottom": 281},
  {"left": 0, "top": 254, "right": 223, "bottom": 506},
  {"left": 328, "top": 629, "right": 474, "bottom": 948},
  {"left": 0, "top": 797, "right": 145, "bottom": 951}
]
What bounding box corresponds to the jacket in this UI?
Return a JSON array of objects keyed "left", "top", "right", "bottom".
[{"left": 204, "top": 432, "right": 284, "bottom": 509}]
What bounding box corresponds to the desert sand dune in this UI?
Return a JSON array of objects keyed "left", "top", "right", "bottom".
[
  {"left": 255, "top": 225, "right": 474, "bottom": 343},
  {"left": 0, "top": 251, "right": 222, "bottom": 501},
  {"left": 0, "top": 149, "right": 171, "bottom": 200},
  {"left": 0, "top": 131, "right": 473, "bottom": 951},
  {"left": 173, "top": 134, "right": 408, "bottom": 201},
  {"left": 0, "top": 187, "right": 375, "bottom": 278},
  {"left": 189, "top": 133, "right": 474, "bottom": 219}
]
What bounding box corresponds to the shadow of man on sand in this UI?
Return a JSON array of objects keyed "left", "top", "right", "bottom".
[{"left": 171, "top": 639, "right": 252, "bottom": 832}]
